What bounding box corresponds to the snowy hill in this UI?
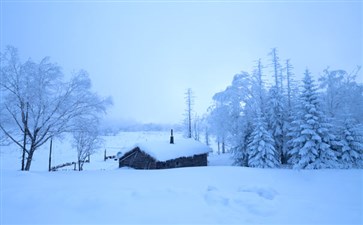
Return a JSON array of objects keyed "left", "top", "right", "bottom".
[{"left": 1, "top": 131, "right": 362, "bottom": 224}]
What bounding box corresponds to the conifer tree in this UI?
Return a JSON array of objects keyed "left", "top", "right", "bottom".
[
  {"left": 266, "top": 86, "right": 287, "bottom": 163},
  {"left": 288, "top": 69, "right": 337, "bottom": 169},
  {"left": 337, "top": 118, "right": 363, "bottom": 168},
  {"left": 247, "top": 110, "right": 280, "bottom": 168}
]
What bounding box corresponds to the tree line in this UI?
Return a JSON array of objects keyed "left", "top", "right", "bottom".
[{"left": 188, "top": 48, "right": 363, "bottom": 169}]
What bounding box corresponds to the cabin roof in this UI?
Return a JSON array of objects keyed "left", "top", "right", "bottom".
[{"left": 117, "top": 138, "right": 212, "bottom": 162}]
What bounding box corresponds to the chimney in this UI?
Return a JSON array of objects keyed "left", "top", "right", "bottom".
[{"left": 170, "top": 129, "right": 174, "bottom": 144}]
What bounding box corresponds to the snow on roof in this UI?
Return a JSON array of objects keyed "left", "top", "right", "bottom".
[{"left": 117, "top": 138, "right": 212, "bottom": 162}]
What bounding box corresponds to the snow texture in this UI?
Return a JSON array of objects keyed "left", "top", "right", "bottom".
[{"left": 1, "top": 131, "right": 362, "bottom": 225}]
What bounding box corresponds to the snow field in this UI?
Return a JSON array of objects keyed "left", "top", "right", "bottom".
[
  {"left": 2, "top": 167, "right": 362, "bottom": 224},
  {"left": 1, "top": 131, "right": 363, "bottom": 224}
]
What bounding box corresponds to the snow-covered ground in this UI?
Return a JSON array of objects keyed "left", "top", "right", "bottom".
[{"left": 1, "top": 131, "right": 363, "bottom": 224}]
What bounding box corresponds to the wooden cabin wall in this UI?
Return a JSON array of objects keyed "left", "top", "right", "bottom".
[{"left": 119, "top": 148, "right": 157, "bottom": 169}]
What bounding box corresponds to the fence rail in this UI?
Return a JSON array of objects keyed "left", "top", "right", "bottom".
[{"left": 50, "top": 162, "right": 77, "bottom": 171}]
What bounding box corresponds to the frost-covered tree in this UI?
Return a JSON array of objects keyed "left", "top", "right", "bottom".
[
  {"left": 208, "top": 104, "right": 229, "bottom": 154},
  {"left": 266, "top": 86, "right": 288, "bottom": 163},
  {"left": 198, "top": 114, "right": 210, "bottom": 146},
  {"left": 319, "top": 67, "right": 363, "bottom": 123},
  {"left": 247, "top": 110, "right": 280, "bottom": 168},
  {"left": 184, "top": 88, "right": 194, "bottom": 138},
  {"left": 0, "top": 46, "right": 111, "bottom": 171},
  {"left": 72, "top": 118, "right": 103, "bottom": 171},
  {"left": 210, "top": 72, "right": 251, "bottom": 155},
  {"left": 265, "top": 50, "right": 289, "bottom": 164},
  {"left": 336, "top": 118, "right": 363, "bottom": 168},
  {"left": 288, "top": 70, "right": 337, "bottom": 169},
  {"left": 319, "top": 69, "right": 346, "bottom": 118}
]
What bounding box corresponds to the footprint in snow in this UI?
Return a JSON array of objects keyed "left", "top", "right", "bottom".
[
  {"left": 237, "top": 186, "right": 278, "bottom": 200},
  {"left": 204, "top": 186, "right": 229, "bottom": 206}
]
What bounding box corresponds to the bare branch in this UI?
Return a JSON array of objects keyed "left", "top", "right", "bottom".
[{"left": 0, "top": 123, "right": 24, "bottom": 150}]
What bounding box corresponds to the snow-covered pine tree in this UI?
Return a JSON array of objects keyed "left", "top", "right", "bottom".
[
  {"left": 235, "top": 62, "right": 267, "bottom": 167},
  {"left": 266, "top": 86, "right": 288, "bottom": 164},
  {"left": 232, "top": 119, "right": 252, "bottom": 167},
  {"left": 288, "top": 69, "right": 338, "bottom": 169},
  {"left": 337, "top": 118, "right": 363, "bottom": 168},
  {"left": 247, "top": 110, "right": 280, "bottom": 168}
]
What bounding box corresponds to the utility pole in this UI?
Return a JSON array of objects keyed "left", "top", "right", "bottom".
[{"left": 48, "top": 137, "right": 53, "bottom": 172}]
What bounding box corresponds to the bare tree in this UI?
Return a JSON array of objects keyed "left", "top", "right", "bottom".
[
  {"left": 269, "top": 48, "right": 281, "bottom": 88},
  {"left": 199, "top": 114, "right": 210, "bottom": 146},
  {"left": 184, "top": 88, "right": 194, "bottom": 138},
  {"left": 193, "top": 113, "right": 201, "bottom": 141},
  {"left": 252, "top": 58, "right": 265, "bottom": 113},
  {"left": 285, "top": 59, "right": 294, "bottom": 111},
  {"left": 0, "top": 46, "right": 111, "bottom": 171}
]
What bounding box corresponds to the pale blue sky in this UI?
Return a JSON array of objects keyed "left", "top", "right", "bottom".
[{"left": 1, "top": 1, "right": 362, "bottom": 124}]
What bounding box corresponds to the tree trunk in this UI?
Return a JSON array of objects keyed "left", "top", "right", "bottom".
[
  {"left": 24, "top": 146, "right": 35, "bottom": 171},
  {"left": 21, "top": 125, "right": 26, "bottom": 170},
  {"left": 78, "top": 159, "right": 83, "bottom": 171},
  {"left": 21, "top": 102, "right": 29, "bottom": 171},
  {"left": 286, "top": 59, "right": 292, "bottom": 112},
  {"left": 186, "top": 88, "right": 193, "bottom": 139},
  {"left": 205, "top": 130, "right": 209, "bottom": 146},
  {"left": 21, "top": 141, "right": 26, "bottom": 171},
  {"left": 188, "top": 108, "right": 192, "bottom": 138},
  {"left": 272, "top": 48, "right": 279, "bottom": 88}
]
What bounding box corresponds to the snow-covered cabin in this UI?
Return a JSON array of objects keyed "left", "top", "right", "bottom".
[{"left": 117, "top": 139, "right": 212, "bottom": 169}]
